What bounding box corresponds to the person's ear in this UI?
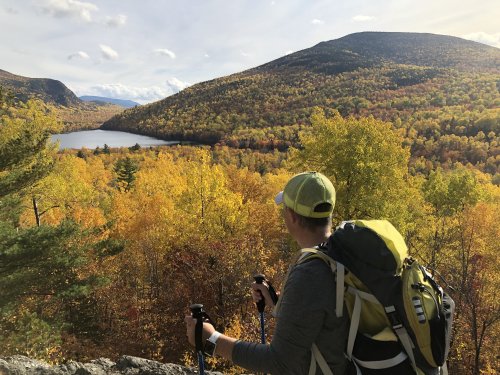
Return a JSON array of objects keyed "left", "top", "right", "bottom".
[{"left": 288, "top": 209, "right": 299, "bottom": 224}]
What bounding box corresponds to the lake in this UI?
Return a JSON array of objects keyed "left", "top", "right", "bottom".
[{"left": 51, "top": 130, "right": 179, "bottom": 149}]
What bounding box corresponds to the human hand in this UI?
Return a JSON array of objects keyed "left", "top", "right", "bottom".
[
  {"left": 184, "top": 315, "right": 216, "bottom": 347},
  {"left": 251, "top": 282, "right": 277, "bottom": 308}
]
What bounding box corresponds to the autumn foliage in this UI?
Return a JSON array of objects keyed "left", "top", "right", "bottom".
[{"left": 1, "top": 98, "right": 499, "bottom": 374}]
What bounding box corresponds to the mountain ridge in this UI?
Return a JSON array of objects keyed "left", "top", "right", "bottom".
[
  {"left": 80, "top": 96, "right": 140, "bottom": 108},
  {"left": 0, "top": 69, "right": 81, "bottom": 107},
  {"left": 0, "top": 69, "right": 125, "bottom": 131},
  {"left": 100, "top": 32, "right": 499, "bottom": 176}
]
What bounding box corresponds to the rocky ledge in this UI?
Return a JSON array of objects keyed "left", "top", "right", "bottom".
[{"left": 0, "top": 355, "right": 224, "bottom": 375}]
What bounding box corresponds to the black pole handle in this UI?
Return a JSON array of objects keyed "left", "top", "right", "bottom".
[
  {"left": 190, "top": 303, "right": 217, "bottom": 353},
  {"left": 254, "top": 274, "right": 266, "bottom": 313},
  {"left": 190, "top": 303, "right": 204, "bottom": 316},
  {"left": 190, "top": 303, "right": 204, "bottom": 352}
]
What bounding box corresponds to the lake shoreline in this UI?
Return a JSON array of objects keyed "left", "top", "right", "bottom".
[{"left": 51, "top": 129, "right": 197, "bottom": 150}]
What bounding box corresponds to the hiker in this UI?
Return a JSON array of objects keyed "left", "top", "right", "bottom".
[{"left": 185, "top": 171, "right": 351, "bottom": 374}]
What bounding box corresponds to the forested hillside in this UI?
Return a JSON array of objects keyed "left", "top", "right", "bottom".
[
  {"left": 102, "top": 32, "right": 500, "bottom": 179},
  {"left": 0, "top": 69, "right": 81, "bottom": 107},
  {"left": 1, "top": 87, "right": 498, "bottom": 374},
  {"left": 0, "top": 70, "right": 124, "bottom": 131}
]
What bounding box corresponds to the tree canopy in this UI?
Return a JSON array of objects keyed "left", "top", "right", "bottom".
[{"left": 288, "top": 109, "right": 412, "bottom": 227}]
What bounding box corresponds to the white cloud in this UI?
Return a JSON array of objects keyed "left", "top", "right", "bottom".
[
  {"left": 240, "top": 51, "right": 251, "bottom": 57},
  {"left": 352, "top": 15, "right": 375, "bottom": 22},
  {"left": 311, "top": 19, "right": 324, "bottom": 25},
  {"left": 99, "top": 44, "right": 119, "bottom": 60},
  {"left": 165, "top": 77, "right": 190, "bottom": 93},
  {"left": 40, "top": 0, "right": 98, "bottom": 22},
  {"left": 68, "top": 51, "right": 90, "bottom": 60},
  {"left": 463, "top": 32, "right": 500, "bottom": 48},
  {"left": 105, "top": 14, "right": 127, "bottom": 27},
  {"left": 85, "top": 80, "right": 190, "bottom": 103},
  {"left": 204, "top": 53, "right": 210, "bottom": 58},
  {"left": 154, "top": 48, "right": 176, "bottom": 59}
]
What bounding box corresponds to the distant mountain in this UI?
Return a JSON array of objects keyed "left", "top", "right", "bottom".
[
  {"left": 101, "top": 32, "right": 499, "bottom": 174},
  {"left": 0, "top": 69, "right": 81, "bottom": 107},
  {"left": 80, "top": 96, "right": 140, "bottom": 108},
  {"left": 258, "top": 32, "right": 500, "bottom": 74},
  {"left": 0, "top": 69, "right": 125, "bottom": 130}
]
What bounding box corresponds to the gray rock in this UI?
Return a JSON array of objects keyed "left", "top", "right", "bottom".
[
  {"left": 0, "top": 356, "right": 224, "bottom": 375},
  {"left": 0, "top": 356, "right": 51, "bottom": 374}
]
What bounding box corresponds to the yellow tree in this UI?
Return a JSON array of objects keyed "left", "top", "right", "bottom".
[
  {"left": 415, "top": 169, "right": 499, "bottom": 374},
  {"left": 420, "top": 168, "right": 484, "bottom": 272},
  {"left": 445, "top": 202, "right": 500, "bottom": 375},
  {"left": 178, "top": 149, "right": 246, "bottom": 241},
  {"left": 288, "top": 108, "right": 412, "bottom": 229},
  {"left": 20, "top": 155, "right": 108, "bottom": 228}
]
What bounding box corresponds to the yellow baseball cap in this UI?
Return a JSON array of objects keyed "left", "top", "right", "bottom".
[{"left": 275, "top": 172, "right": 335, "bottom": 218}]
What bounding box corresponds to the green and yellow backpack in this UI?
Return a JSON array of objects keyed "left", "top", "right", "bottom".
[{"left": 300, "top": 220, "right": 455, "bottom": 375}]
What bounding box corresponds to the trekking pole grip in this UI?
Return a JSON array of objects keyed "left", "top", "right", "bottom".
[
  {"left": 190, "top": 303, "right": 204, "bottom": 352},
  {"left": 254, "top": 274, "right": 266, "bottom": 313}
]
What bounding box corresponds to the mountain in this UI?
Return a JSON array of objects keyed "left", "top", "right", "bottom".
[
  {"left": 0, "top": 69, "right": 125, "bottom": 131},
  {"left": 80, "top": 96, "right": 140, "bottom": 108},
  {"left": 258, "top": 32, "right": 499, "bottom": 74},
  {"left": 0, "top": 69, "right": 81, "bottom": 107},
  {"left": 101, "top": 32, "right": 499, "bottom": 175}
]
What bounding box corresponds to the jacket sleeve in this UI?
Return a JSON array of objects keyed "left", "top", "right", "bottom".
[{"left": 232, "top": 259, "right": 336, "bottom": 374}]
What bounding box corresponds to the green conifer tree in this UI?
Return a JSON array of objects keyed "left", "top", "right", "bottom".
[{"left": 113, "top": 157, "right": 139, "bottom": 191}]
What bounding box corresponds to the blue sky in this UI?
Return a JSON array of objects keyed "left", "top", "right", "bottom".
[{"left": 1, "top": 0, "right": 499, "bottom": 103}]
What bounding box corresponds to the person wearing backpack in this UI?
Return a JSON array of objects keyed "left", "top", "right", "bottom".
[{"left": 185, "top": 171, "right": 352, "bottom": 374}]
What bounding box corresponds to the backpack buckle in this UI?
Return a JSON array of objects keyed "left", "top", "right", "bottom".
[{"left": 385, "top": 306, "right": 403, "bottom": 329}]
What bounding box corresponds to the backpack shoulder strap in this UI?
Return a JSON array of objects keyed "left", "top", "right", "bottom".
[{"left": 300, "top": 248, "right": 344, "bottom": 319}]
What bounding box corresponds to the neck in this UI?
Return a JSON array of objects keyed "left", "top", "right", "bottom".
[{"left": 296, "top": 229, "right": 331, "bottom": 249}]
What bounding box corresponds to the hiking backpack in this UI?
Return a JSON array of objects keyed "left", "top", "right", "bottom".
[{"left": 300, "top": 220, "right": 455, "bottom": 375}]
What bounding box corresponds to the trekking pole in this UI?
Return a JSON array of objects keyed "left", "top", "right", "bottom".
[
  {"left": 253, "top": 274, "right": 267, "bottom": 345},
  {"left": 190, "top": 303, "right": 206, "bottom": 375}
]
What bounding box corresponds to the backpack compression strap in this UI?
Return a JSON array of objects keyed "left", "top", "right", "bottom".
[
  {"left": 300, "top": 249, "right": 415, "bottom": 373},
  {"left": 384, "top": 305, "right": 418, "bottom": 373}
]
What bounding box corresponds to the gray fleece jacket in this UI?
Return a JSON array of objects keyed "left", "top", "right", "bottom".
[{"left": 232, "top": 256, "right": 350, "bottom": 374}]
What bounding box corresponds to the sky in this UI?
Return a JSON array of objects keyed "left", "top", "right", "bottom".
[{"left": 1, "top": 0, "right": 499, "bottom": 104}]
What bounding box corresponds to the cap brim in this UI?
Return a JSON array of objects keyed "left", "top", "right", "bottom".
[{"left": 274, "top": 191, "right": 284, "bottom": 205}]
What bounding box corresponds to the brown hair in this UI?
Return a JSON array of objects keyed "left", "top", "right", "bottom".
[{"left": 288, "top": 203, "right": 332, "bottom": 231}]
